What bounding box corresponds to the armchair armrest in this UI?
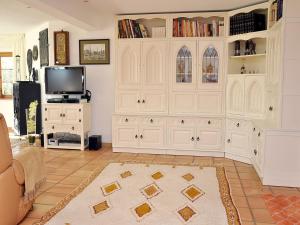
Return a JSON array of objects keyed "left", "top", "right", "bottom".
[{"left": 12, "top": 159, "right": 25, "bottom": 185}]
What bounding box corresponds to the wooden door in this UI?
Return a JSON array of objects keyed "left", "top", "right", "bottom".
[{"left": 168, "top": 126, "right": 196, "bottom": 149}]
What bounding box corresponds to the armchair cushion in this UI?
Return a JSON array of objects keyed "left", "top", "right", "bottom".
[
  {"left": 0, "top": 114, "right": 13, "bottom": 173},
  {"left": 12, "top": 160, "right": 25, "bottom": 185}
]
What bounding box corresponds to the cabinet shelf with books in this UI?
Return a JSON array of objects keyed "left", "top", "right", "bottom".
[
  {"left": 117, "top": 17, "right": 167, "bottom": 39},
  {"left": 172, "top": 16, "right": 225, "bottom": 38},
  {"left": 228, "top": 2, "right": 269, "bottom": 37}
]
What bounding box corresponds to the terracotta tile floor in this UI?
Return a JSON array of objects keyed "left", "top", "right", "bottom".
[{"left": 13, "top": 145, "right": 300, "bottom": 225}]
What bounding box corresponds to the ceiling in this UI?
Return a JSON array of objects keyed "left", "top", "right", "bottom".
[
  {"left": 0, "top": 0, "right": 53, "bottom": 34},
  {"left": 1, "top": 0, "right": 267, "bottom": 33}
]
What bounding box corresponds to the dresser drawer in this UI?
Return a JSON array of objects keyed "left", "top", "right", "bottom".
[
  {"left": 113, "top": 116, "right": 139, "bottom": 126},
  {"left": 140, "top": 117, "right": 165, "bottom": 126},
  {"left": 226, "top": 119, "right": 252, "bottom": 131},
  {"left": 168, "top": 118, "right": 196, "bottom": 127},
  {"left": 199, "top": 118, "right": 222, "bottom": 129},
  {"left": 45, "top": 124, "right": 81, "bottom": 134}
]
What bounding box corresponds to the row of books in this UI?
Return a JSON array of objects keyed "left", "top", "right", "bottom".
[
  {"left": 230, "top": 12, "right": 266, "bottom": 35},
  {"left": 173, "top": 18, "right": 224, "bottom": 37},
  {"left": 270, "top": 0, "right": 283, "bottom": 25},
  {"left": 118, "top": 19, "right": 149, "bottom": 38}
]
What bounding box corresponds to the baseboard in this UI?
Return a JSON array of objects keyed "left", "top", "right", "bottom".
[
  {"left": 225, "top": 153, "right": 252, "bottom": 164},
  {"left": 102, "top": 143, "right": 112, "bottom": 148}
]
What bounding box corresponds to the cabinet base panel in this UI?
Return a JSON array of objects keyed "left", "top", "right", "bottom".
[
  {"left": 225, "top": 153, "right": 252, "bottom": 164},
  {"left": 113, "top": 147, "right": 225, "bottom": 157}
]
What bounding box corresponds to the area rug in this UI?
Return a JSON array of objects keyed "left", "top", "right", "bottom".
[{"left": 37, "top": 163, "right": 240, "bottom": 225}]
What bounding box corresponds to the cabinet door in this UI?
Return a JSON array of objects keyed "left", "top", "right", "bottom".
[
  {"left": 116, "top": 91, "right": 140, "bottom": 113},
  {"left": 44, "top": 105, "right": 62, "bottom": 124},
  {"left": 171, "top": 40, "right": 197, "bottom": 90},
  {"left": 198, "top": 40, "right": 224, "bottom": 90},
  {"left": 197, "top": 92, "right": 223, "bottom": 115},
  {"left": 245, "top": 76, "right": 265, "bottom": 118},
  {"left": 141, "top": 40, "right": 168, "bottom": 90},
  {"left": 170, "top": 92, "right": 197, "bottom": 114},
  {"left": 168, "top": 126, "right": 195, "bottom": 149},
  {"left": 140, "top": 91, "right": 167, "bottom": 113},
  {"left": 226, "top": 131, "right": 250, "bottom": 158},
  {"left": 63, "top": 105, "right": 82, "bottom": 124},
  {"left": 139, "top": 126, "right": 165, "bottom": 148},
  {"left": 113, "top": 126, "right": 139, "bottom": 147},
  {"left": 195, "top": 129, "right": 222, "bottom": 150},
  {"left": 226, "top": 75, "right": 245, "bottom": 115},
  {"left": 117, "top": 41, "right": 141, "bottom": 90}
]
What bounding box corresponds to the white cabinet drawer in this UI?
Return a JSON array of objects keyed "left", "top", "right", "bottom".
[
  {"left": 199, "top": 118, "right": 222, "bottom": 129},
  {"left": 168, "top": 118, "right": 195, "bottom": 127},
  {"left": 140, "top": 117, "right": 166, "bottom": 126},
  {"left": 45, "top": 124, "right": 81, "bottom": 134},
  {"left": 113, "top": 116, "right": 139, "bottom": 126},
  {"left": 226, "top": 119, "right": 251, "bottom": 131}
]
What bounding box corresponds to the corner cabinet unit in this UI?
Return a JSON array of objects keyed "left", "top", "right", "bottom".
[
  {"left": 114, "top": 0, "right": 300, "bottom": 187},
  {"left": 43, "top": 103, "right": 91, "bottom": 150}
]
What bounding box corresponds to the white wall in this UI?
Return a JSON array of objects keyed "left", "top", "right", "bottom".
[
  {"left": 0, "top": 38, "right": 14, "bottom": 127},
  {"left": 25, "top": 19, "right": 115, "bottom": 142}
]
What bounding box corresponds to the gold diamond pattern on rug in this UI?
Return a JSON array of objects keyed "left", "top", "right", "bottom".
[
  {"left": 151, "top": 171, "right": 164, "bottom": 180},
  {"left": 140, "top": 183, "right": 162, "bottom": 199},
  {"left": 182, "top": 173, "right": 194, "bottom": 182},
  {"left": 132, "top": 202, "right": 154, "bottom": 221},
  {"left": 92, "top": 200, "right": 110, "bottom": 214},
  {"left": 120, "top": 171, "right": 132, "bottom": 179},
  {"left": 101, "top": 181, "right": 121, "bottom": 196},
  {"left": 177, "top": 204, "right": 197, "bottom": 223},
  {"left": 182, "top": 184, "right": 205, "bottom": 202}
]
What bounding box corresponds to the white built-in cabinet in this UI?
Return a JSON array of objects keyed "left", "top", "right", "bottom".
[{"left": 113, "top": 0, "right": 300, "bottom": 187}]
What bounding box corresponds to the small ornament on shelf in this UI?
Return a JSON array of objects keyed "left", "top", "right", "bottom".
[
  {"left": 241, "top": 64, "right": 246, "bottom": 74},
  {"left": 234, "top": 41, "right": 241, "bottom": 56}
]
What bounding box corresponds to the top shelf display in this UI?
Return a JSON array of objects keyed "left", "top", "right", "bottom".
[
  {"left": 269, "top": 0, "right": 284, "bottom": 28},
  {"left": 229, "top": 9, "right": 267, "bottom": 36},
  {"left": 118, "top": 18, "right": 166, "bottom": 39},
  {"left": 173, "top": 16, "right": 225, "bottom": 38}
]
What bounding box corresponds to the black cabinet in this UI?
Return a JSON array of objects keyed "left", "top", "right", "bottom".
[{"left": 13, "top": 81, "right": 41, "bottom": 135}]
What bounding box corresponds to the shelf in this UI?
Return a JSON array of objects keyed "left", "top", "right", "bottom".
[
  {"left": 227, "top": 30, "right": 268, "bottom": 43},
  {"left": 230, "top": 54, "right": 266, "bottom": 59},
  {"left": 228, "top": 73, "right": 266, "bottom": 76}
]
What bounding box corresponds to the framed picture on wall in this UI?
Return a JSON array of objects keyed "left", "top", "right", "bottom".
[
  {"left": 54, "top": 30, "right": 70, "bottom": 65},
  {"left": 39, "top": 28, "right": 49, "bottom": 67},
  {"left": 79, "top": 39, "right": 110, "bottom": 65}
]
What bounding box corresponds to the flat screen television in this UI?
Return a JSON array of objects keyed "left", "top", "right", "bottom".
[{"left": 45, "top": 66, "right": 85, "bottom": 95}]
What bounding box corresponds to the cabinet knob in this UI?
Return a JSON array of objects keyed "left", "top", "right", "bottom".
[
  {"left": 79, "top": 119, "right": 82, "bottom": 123},
  {"left": 269, "top": 106, "right": 273, "bottom": 111},
  {"left": 258, "top": 132, "right": 261, "bottom": 137},
  {"left": 52, "top": 125, "right": 55, "bottom": 129},
  {"left": 125, "top": 118, "right": 128, "bottom": 122},
  {"left": 140, "top": 134, "right": 143, "bottom": 139},
  {"left": 227, "top": 139, "right": 231, "bottom": 143},
  {"left": 196, "top": 137, "right": 200, "bottom": 141},
  {"left": 181, "top": 120, "right": 184, "bottom": 124},
  {"left": 253, "top": 127, "right": 256, "bottom": 132},
  {"left": 45, "top": 108, "right": 47, "bottom": 111},
  {"left": 137, "top": 100, "right": 141, "bottom": 104},
  {"left": 62, "top": 114, "right": 66, "bottom": 117},
  {"left": 45, "top": 118, "right": 47, "bottom": 121},
  {"left": 135, "top": 135, "right": 138, "bottom": 139},
  {"left": 60, "top": 113, "right": 63, "bottom": 117},
  {"left": 142, "top": 99, "right": 145, "bottom": 103},
  {"left": 191, "top": 137, "right": 195, "bottom": 141},
  {"left": 79, "top": 109, "right": 81, "bottom": 112},
  {"left": 254, "top": 149, "right": 257, "bottom": 155},
  {"left": 236, "top": 123, "right": 240, "bottom": 127},
  {"left": 208, "top": 120, "right": 211, "bottom": 125},
  {"left": 72, "top": 126, "right": 74, "bottom": 130},
  {"left": 150, "top": 119, "right": 153, "bottom": 123}
]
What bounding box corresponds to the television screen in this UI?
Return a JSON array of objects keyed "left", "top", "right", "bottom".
[{"left": 45, "top": 67, "right": 85, "bottom": 95}]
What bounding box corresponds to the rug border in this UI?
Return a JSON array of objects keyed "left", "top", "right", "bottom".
[{"left": 34, "top": 161, "right": 241, "bottom": 225}]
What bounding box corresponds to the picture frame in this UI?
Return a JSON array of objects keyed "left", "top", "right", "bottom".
[
  {"left": 79, "top": 39, "right": 110, "bottom": 65},
  {"left": 39, "top": 28, "right": 49, "bottom": 67},
  {"left": 54, "top": 31, "right": 69, "bottom": 65}
]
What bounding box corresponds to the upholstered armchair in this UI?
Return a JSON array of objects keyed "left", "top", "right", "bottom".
[{"left": 0, "top": 114, "right": 33, "bottom": 225}]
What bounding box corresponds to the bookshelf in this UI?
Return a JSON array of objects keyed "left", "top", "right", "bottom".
[
  {"left": 117, "top": 17, "right": 167, "bottom": 39},
  {"left": 172, "top": 16, "right": 225, "bottom": 38}
]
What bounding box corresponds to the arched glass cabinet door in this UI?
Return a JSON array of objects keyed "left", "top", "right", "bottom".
[
  {"left": 176, "top": 46, "right": 192, "bottom": 83},
  {"left": 202, "top": 46, "right": 219, "bottom": 84}
]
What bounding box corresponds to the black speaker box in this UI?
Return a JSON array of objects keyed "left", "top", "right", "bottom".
[{"left": 89, "top": 135, "right": 102, "bottom": 150}]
